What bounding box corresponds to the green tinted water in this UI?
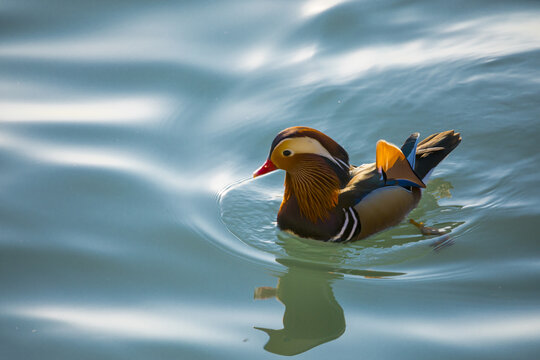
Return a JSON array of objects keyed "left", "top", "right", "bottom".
[{"left": 1, "top": 1, "right": 540, "bottom": 359}]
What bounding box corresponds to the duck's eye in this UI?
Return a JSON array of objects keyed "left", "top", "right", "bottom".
[{"left": 282, "top": 150, "right": 292, "bottom": 157}]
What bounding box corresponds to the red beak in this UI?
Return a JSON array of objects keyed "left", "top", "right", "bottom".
[{"left": 253, "top": 159, "right": 277, "bottom": 178}]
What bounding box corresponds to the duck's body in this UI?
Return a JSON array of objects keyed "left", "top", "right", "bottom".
[{"left": 254, "top": 127, "right": 461, "bottom": 242}]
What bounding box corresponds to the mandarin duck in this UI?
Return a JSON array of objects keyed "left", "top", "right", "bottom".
[{"left": 253, "top": 127, "right": 461, "bottom": 242}]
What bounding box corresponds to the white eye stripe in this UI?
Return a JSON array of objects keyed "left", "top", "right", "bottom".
[{"left": 274, "top": 137, "right": 346, "bottom": 169}]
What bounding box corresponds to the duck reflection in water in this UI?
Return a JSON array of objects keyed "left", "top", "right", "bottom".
[
  {"left": 254, "top": 259, "right": 345, "bottom": 356},
  {"left": 253, "top": 178, "right": 461, "bottom": 355}
]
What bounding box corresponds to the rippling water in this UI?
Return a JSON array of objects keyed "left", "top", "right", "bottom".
[{"left": 1, "top": 1, "right": 540, "bottom": 358}]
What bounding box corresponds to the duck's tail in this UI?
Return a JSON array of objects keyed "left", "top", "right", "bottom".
[{"left": 413, "top": 130, "right": 462, "bottom": 180}]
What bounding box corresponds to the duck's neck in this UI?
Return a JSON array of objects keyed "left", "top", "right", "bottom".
[{"left": 281, "top": 159, "right": 342, "bottom": 223}]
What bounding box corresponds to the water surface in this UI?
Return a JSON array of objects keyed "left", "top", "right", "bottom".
[{"left": 1, "top": 0, "right": 540, "bottom": 359}]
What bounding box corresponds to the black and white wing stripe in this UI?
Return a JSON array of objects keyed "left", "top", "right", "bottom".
[{"left": 329, "top": 207, "right": 361, "bottom": 242}]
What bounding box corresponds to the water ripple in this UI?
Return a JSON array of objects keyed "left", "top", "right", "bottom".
[
  {"left": 348, "top": 312, "right": 540, "bottom": 345},
  {"left": 0, "top": 130, "right": 234, "bottom": 194},
  {"left": 218, "top": 172, "right": 468, "bottom": 277},
  {"left": 10, "top": 304, "right": 268, "bottom": 345},
  {"left": 0, "top": 97, "right": 171, "bottom": 124}
]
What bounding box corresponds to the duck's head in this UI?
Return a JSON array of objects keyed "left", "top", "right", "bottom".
[{"left": 253, "top": 126, "right": 350, "bottom": 178}]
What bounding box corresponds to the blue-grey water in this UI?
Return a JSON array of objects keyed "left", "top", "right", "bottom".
[{"left": 1, "top": 1, "right": 540, "bottom": 359}]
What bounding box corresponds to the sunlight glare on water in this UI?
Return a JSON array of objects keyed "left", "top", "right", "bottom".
[
  {"left": 301, "top": 0, "right": 350, "bottom": 18},
  {"left": 315, "top": 13, "right": 540, "bottom": 83},
  {"left": 0, "top": 97, "right": 171, "bottom": 123},
  {"left": 1, "top": 0, "right": 540, "bottom": 359}
]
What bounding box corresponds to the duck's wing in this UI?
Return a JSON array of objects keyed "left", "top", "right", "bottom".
[
  {"left": 414, "top": 130, "right": 461, "bottom": 180},
  {"left": 376, "top": 139, "right": 425, "bottom": 188},
  {"left": 338, "top": 133, "right": 425, "bottom": 208},
  {"left": 400, "top": 132, "right": 420, "bottom": 169},
  {"left": 338, "top": 162, "right": 421, "bottom": 240},
  {"left": 338, "top": 163, "right": 383, "bottom": 207}
]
